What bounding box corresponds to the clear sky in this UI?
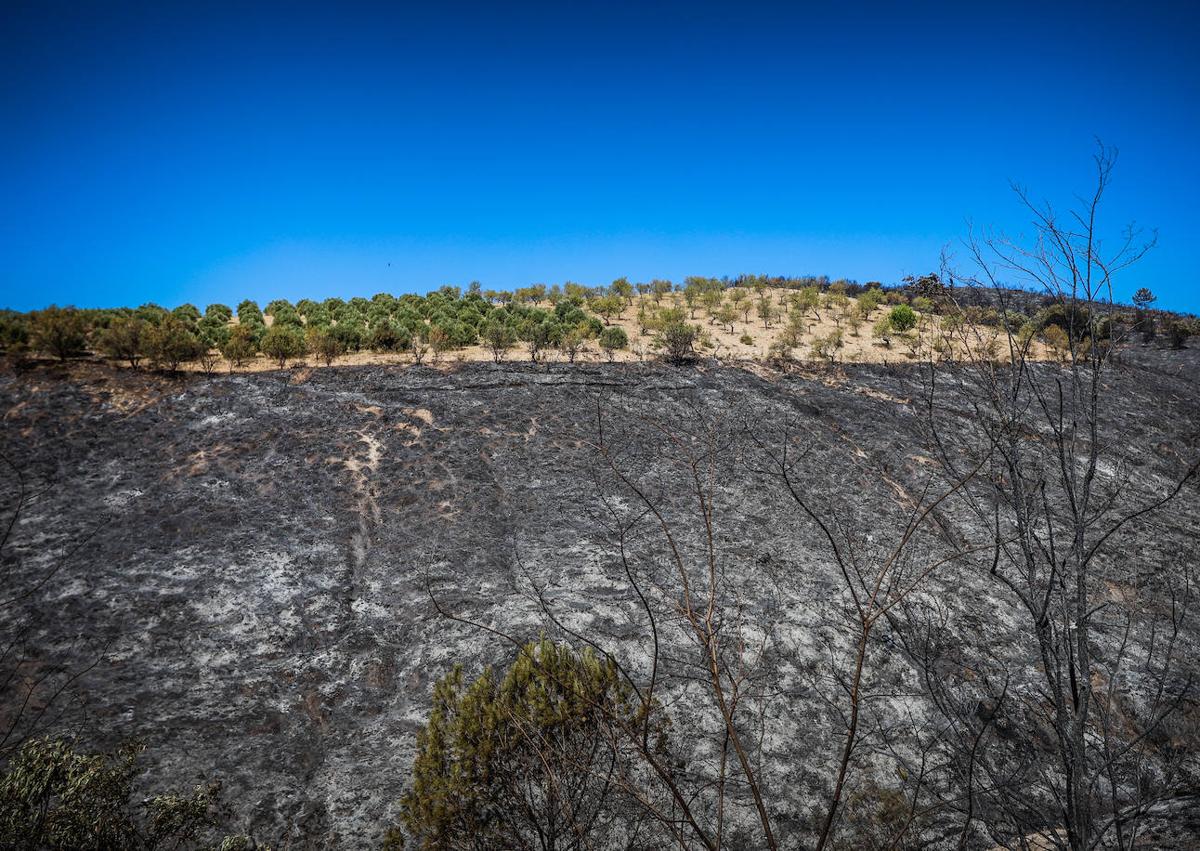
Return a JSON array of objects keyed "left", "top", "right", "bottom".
[{"left": 2, "top": 1, "right": 1198, "bottom": 313}]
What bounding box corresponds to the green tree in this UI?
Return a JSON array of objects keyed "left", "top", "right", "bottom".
[
  {"left": 392, "top": 640, "right": 663, "bottom": 851},
  {"left": 731, "top": 289, "right": 752, "bottom": 323},
  {"left": 559, "top": 323, "right": 590, "bottom": 363},
  {"left": 756, "top": 295, "right": 778, "bottom": 329},
  {"left": 482, "top": 319, "right": 517, "bottom": 363},
  {"left": 96, "top": 317, "right": 149, "bottom": 368},
  {"left": 220, "top": 325, "right": 258, "bottom": 369},
  {"left": 599, "top": 325, "right": 628, "bottom": 361},
  {"left": 29, "top": 306, "right": 89, "bottom": 361},
  {"left": 260, "top": 324, "right": 306, "bottom": 368},
  {"left": 305, "top": 326, "right": 344, "bottom": 367},
  {"left": 871, "top": 316, "right": 894, "bottom": 347},
  {"left": 780, "top": 313, "right": 807, "bottom": 347},
  {"left": 427, "top": 325, "right": 451, "bottom": 362},
  {"left": 610, "top": 276, "right": 634, "bottom": 306},
  {"left": 519, "top": 318, "right": 560, "bottom": 363},
  {"left": 1131, "top": 287, "right": 1156, "bottom": 310},
  {"left": 592, "top": 295, "right": 624, "bottom": 325},
  {"left": 656, "top": 319, "right": 698, "bottom": 362},
  {"left": 408, "top": 324, "right": 429, "bottom": 365},
  {"left": 700, "top": 289, "right": 724, "bottom": 322},
  {"left": 795, "top": 285, "right": 822, "bottom": 320},
  {"left": 143, "top": 316, "right": 206, "bottom": 372},
  {"left": 714, "top": 303, "right": 738, "bottom": 334},
  {"left": 0, "top": 737, "right": 259, "bottom": 850}
]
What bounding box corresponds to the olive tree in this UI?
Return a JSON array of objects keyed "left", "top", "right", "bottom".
[
  {"left": 260, "top": 324, "right": 306, "bottom": 368},
  {"left": 220, "top": 325, "right": 258, "bottom": 369},
  {"left": 482, "top": 319, "right": 517, "bottom": 363},
  {"left": 599, "top": 325, "right": 628, "bottom": 361},
  {"left": 96, "top": 317, "right": 149, "bottom": 368},
  {"left": 29, "top": 307, "right": 88, "bottom": 361},
  {"left": 143, "top": 316, "right": 206, "bottom": 372}
]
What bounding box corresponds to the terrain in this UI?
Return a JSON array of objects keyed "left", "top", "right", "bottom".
[{"left": 1, "top": 342, "right": 1198, "bottom": 848}]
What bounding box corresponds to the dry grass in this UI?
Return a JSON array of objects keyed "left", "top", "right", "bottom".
[{"left": 154, "top": 287, "right": 1057, "bottom": 373}]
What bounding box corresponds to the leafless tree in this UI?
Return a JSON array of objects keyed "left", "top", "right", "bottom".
[{"left": 918, "top": 142, "right": 1200, "bottom": 850}]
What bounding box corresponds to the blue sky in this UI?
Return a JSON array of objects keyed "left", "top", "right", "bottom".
[{"left": 2, "top": 1, "right": 1198, "bottom": 312}]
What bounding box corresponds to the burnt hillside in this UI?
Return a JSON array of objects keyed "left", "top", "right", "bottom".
[{"left": 2, "top": 350, "right": 1198, "bottom": 848}]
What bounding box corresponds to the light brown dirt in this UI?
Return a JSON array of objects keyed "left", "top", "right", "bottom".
[{"left": 179, "top": 288, "right": 1057, "bottom": 373}]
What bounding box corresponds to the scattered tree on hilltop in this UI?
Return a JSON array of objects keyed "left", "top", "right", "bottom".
[
  {"left": 29, "top": 307, "right": 88, "bottom": 361},
  {"left": 482, "top": 319, "right": 517, "bottom": 363},
  {"left": 220, "top": 325, "right": 258, "bottom": 369},
  {"left": 143, "top": 316, "right": 206, "bottom": 372},
  {"left": 96, "top": 316, "right": 149, "bottom": 368},
  {"left": 260, "top": 324, "right": 306, "bottom": 368}
]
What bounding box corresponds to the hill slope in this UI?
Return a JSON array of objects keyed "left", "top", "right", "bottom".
[{"left": 2, "top": 351, "right": 1198, "bottom": 847}]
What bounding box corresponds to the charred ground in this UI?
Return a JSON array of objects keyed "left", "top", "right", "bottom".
[{"left": 1, "top": 346, "right": 1198, "bottom": 848}]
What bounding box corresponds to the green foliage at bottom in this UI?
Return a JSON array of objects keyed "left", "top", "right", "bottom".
[
  {"left": 393, "top": 639, "right": 667, "bottom": 850},
  {"left": 0, "top": 737, "right": 264, "bottom": 850}
]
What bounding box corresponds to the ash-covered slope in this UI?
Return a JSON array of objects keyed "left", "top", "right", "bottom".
[{"left": 1, "top": 353, "right": 1197, "bottom": 848}]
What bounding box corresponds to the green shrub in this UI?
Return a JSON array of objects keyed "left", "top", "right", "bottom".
[
  {"left": 0, "top": 311, "right": 30, "bottom": 358},
  {"left": 599, "top": 325, "right": 628, "bottom": 360},
  {"left": 1163, "top": 316, "right": 1195, "bottom": 349},
  {"left": 812, "top": 328, "right": 845, "bottom": 363},
  {"left": 888, "top": 304, "right": 917, "bottom": 333},
  {"left": 872, "top": 316, "right": 893, "bottom": 347},
  {"left": 658, "top": 321, "right": 699, "bottom": 361},
  {"left": 559, "top": 323, "right": 591, "bottom": 363},
  {"left": 197, "top": 313, "right": 232, "bottom": 348},
  {"left": 29, "top": 306, "right": 89, "bottom": 360},
  {"left": 1036, "top": 302, "right": 1093, "bottom": 340},
  {"left": 331, "top": 320, "right": 365, "bottom": 352},
  {"left": 0, "top": 737, "right": 262, "bottom": 850},
  {"left": 171, "top": 303, "right": 201, "bottom": 326},
  {"left": 367, "top": 320, "right": 407, "bottom": 353},
  {"left": 236, "top": 300, "right": 263, "bottom": 324},
  {"left": 767, "top": 340, "right": 795, "bottom": 362},
  {"left": 135, "top": 303, "right": 169, "bottom": 325},
  {"left": 519, "top": 318, "right": 560, "bottom": 362}
]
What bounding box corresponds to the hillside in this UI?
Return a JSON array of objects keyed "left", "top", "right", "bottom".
[{"left": 1, "top": 347, "right": 1198, "bottom": 848}]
